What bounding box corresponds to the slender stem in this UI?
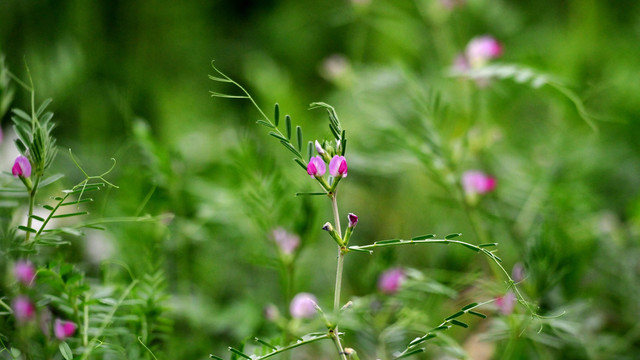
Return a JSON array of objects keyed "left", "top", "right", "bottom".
[
  {"left": 24, "top": 175, "right": 40, "bottom": 243},
  {"left": 329, "top": 193, "right": 348, "bottom": 360},
  {"left": 331, "top": 193, "right": 343, "bottom": 312}
]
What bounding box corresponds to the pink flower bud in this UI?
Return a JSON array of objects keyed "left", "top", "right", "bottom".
[
  {"left": 264, "top": 304, "right": 280, "bottom": 322},
  {"left": 315, "top": 140, "right": 325, "bottom": 155},
  {"left": 348, "top": 213, "right": 358, "bottom": 228},
  {"left": 307, "top": 156, "right": 326, "bottom": 178},
  {"left": 271, "top": 227, "right": 300, "bottom": 255},
  {"left": 290, "top": 292, "right": 318, "bottom": 318},
  {"left": 329, "top": 155, "right": 348, "bottom": 178},
  {"left": 466, "top": 35, "right": 503, "bottom": 67},
  {"left": 13, "top": 260, "right": 36, "bottom": 286},
  {"left": 462, "top": 170, "right": 496, "bottom": 195},
  {"left": 512, "top": 263, "right": 525, "bottom": 283},
  {"left": 12, "top": 296, "right": 35, "bottom": 323},
  {"left": 378, "top": 268, "right": 406, "bottom": 294},
  {"left": 495, "top": 291, "right": 516, "bottom": 315},
  {"left": 12, "top": 155, "right": 31, "bottom": 178},
  {"left": 54, "top": 319, "right": 77, "bottom": 340}
]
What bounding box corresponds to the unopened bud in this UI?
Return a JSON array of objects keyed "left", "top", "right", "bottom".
[
  {"left": 315, "top": 140, "right": 325, "bottom": 155},
  {"left": 348, "top": 213, "right": 358, "bottom": 228}
]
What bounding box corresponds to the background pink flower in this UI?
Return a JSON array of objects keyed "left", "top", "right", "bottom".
[
  {"left": 290, "top": 292, "right": 318, "bottom": 318},
  {"left": 496, "top": 291, "right": 516, "bottom": 315},
  {"left": 378, "top": 268, "right": 406, "bottom": 294},
  {"left": 271, "top": 227, "right": 300, "bottom": 255},
  {"left": 54, "top": 319, "right": 77, "bottom": 340},
  {"left": 13, "top": 260, "right": 36, "bottom": 286},
  {"left": 462, "top": 170, "right": 497, "bottom": 195},
  {"left": 12, "top": 296, "right": 35, "bottom": 323}
]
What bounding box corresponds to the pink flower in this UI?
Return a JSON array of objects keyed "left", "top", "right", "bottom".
[
  {"left": 466, "top": 36, "right": 503, "bottom": 68},
  {"left": 512, "top": 263, "right": 525, "bottom": 283},
  {"left": 14, "top": 260, "right": 36, "bottom": 286},
  {"left": 329, "top": 155, "right": 348, "bottom": 177},
  {"left": 307, "top": 156, "right": 326, "bottom": 178},
  {"left": 264, "top": 304, "right": 280, "bottom": 322},
  {"left": 12, "top": 155, "right": 31, "bottom": 178},
  {"left": 495, "top": 291, "right": 516, "bottom": 315},
  {"left": 271, "top": 227, "right": 300, "bottom": 255},
  {"left": 54, "top": 319, "right": 77, "bottom": 340},
  {"left": 378, "top": 268, "right": 406, "bottom": 294},
  {"left": 12, "top": 296, "right": 35, "bottom": 323},
  {"left": 462, "top": 170, "right": 496, "bottom": 195},
  {"left": 290, "top": 292, "right": 318, "bottom": 319},
  {"left": 348, "top": 213, "right": 358, "bottom": 228}
]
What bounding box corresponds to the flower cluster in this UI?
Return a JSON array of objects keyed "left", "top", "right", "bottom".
[
  {"left": 10, "top": 261, "right": 77, "bottom": 340},
  {"left": 307, "top": 140, "right": 348, "bottom": 184}
]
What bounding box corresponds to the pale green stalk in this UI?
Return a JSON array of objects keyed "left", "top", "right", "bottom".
[{"left": 330, "top": 193, "right": 348, "bottom": 360}]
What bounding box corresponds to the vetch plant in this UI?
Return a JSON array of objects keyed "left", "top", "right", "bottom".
[
  {"left": 0, "top": 59, "right": 169, "bottom": 360},
  {"left": 209, "top": 63, "right": 544, "bottom": 359}
]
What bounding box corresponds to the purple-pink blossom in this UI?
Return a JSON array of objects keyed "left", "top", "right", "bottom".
[
  {"left": 12, "top": 296, "right": 35, "bottom": 323},
  {"left": 495, "top": 291, "right": 516, "bottom": 315},
  {"left": 13, "top": 260, "right": 36, "bottom": 286},
  {"left": 271, "top": 227, "right": 300, "bottom": 255},
  {"left": 465, "top": 35, "right": 503, "bottom": 68},
  {"left": 307, "top": 156, "right": 326, "bottom": 178},
  {"left": 378, "top": 268, "right": 406, "bottom": 294},
  {"left": 290, "top": 292, "right": 318, "bottom": 319},
  {"left": 462, "top": 170, "right": 496, "bottom": 195},
  {"left": 512, "top": 263, "right": 525, "bottom": 283},
  {"left": 54, "top": 319, "right": 77, "bottom": 340},
  {"left": 329, "top": 155, "right": 348, "bottom": 177},
  {"left": 12, "top": 155, "right": 31, "bottom": 178},
  {"left": 348, "top": 213, "right": 358, "bottom": 228}
]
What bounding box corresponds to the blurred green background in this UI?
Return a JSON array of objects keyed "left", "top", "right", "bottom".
[{"left": 2, "top": 0, "right": 640, "bottom": 358}]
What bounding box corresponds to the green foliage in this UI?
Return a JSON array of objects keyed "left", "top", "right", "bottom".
[{"left": 2, "top": 1, "right": 640, "bottom": 359}]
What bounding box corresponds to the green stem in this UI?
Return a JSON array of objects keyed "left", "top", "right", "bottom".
[
  {"left": 329, "top": 194, "right": 348, "bottom": 360},
  {"left": 24, "top": 175, "right": 40, "bottom": 243}
]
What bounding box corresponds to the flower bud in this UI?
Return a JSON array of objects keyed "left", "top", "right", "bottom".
[
  {"left": 264, "top": 304, "right": 280, "bottom": 322},
  {"left": 54, "top": 319, "right": 77, "bottom": 340},
  {"left": 315, "top": 140, "right": 325, "bottom": 155},
  {"left": 290, "top": 292, "right": 317, "bottom": 319},
  {"left": 12, "top": 155, "right": 31, "bottom": 178},
  {"left": 378, "top": 268, "right": 406, "bottom": 294},
  {"left": 322, "top": 222, "right": 334, "bottom": 232},
  {"left": 329, "top": 155, "right": 348, "bottom": 178},
  {"left": 462, "top": 170, "right": 496, "bottom": 195},
  {"left": 512, "top": 263, "right": 525, "bottom": 283},
  {"left": 12, "top": 296, "right": 35, "bottom": 323},
  {"left": 14, "top": 260, "right": 36, "bottom": 286},
  {"left": 348, "top": 213, "right": 358, "bottom": 228},
  {"left": 307, "top": 156, "right": 326, "bottom": 178}
]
